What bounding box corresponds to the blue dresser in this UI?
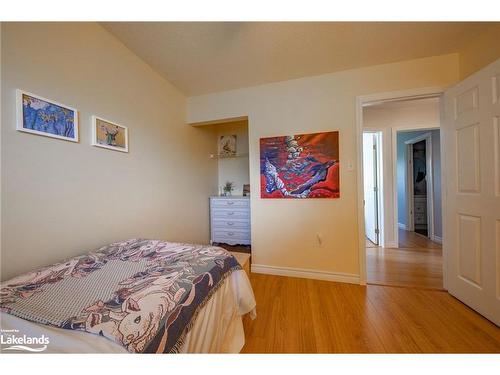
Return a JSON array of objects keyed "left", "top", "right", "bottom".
[{"left": 210, "top": 196, "right": 251, "bottom": 245}]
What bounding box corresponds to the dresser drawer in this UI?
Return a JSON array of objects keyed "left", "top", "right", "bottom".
[
  {"left": 213, "top": 229, "right": 250, "bottom": 241},
  {"left": 212, "top": 209, "right": 250, "bottom": 220},
  {"left": 212, "top": 219, "right": 250, "bottom": 230},
  {"left": 414, "top": 204, "right": 427, "bottom": 213},
  {"left": 211, "top": 199, "right": 249, "bottom": 209},
  {"left": 414, "top": 213, "right": 427, "bottom": 224}
]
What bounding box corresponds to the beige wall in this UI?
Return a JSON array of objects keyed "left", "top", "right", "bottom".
[
  {"left": 363, "top": 100, "right": 440, "bottom": 129},
  {"left": 1, "top": 23, "right": 217, "bottom": 281},
  {"left": 202, "top": 120, "right": 249, "bottom": 196},
  {"left": 188, "top": 54, "right": 459, "bottom": 279},
  {"left": 363, "top": 99, "right": 441, "bottom": 247},
  {"left": 459, "top": 24, "right": 500, "bottom": 79}
]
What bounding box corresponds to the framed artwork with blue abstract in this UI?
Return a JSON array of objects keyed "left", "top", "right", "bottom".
[{"left": 16, "top": 90, "right": 79, "bottom": 142}]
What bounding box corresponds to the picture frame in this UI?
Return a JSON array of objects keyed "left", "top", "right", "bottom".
[
  {"left": 92, "top": 116, "right": 129, "bottom": 153},
  {"left": 243, "top": 184, "right": 250, "bottom": 196},
  {"left": 218, "top": 134, "right": 237, "bottom": 157},
  {"left": 16, "top": 89, "right": 79, "bottom": 142}
]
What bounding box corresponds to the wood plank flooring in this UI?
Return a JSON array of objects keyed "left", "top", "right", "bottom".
[
  {"left": 241, "top": 273, "right": 500, "bottom": 353},
  {"left": 366, "top": 229, "right": 443, "bottom": 290}
]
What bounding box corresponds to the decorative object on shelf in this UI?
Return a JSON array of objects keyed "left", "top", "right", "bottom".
[
  {"left": 218, "top": 134, "right": 237, "bottom": 157},
  {"left": 16, "top": 89, "right": 79, "bottom": 142},
  {"left": 260, "top": 131, "right": 340, "bottom": 199},
  {"left": 92, "top": 116, "right": 129, "bottom": 153},
  {"left": 243, "top": 184, "right": 250, "bottom": 197},
  {"left": 222, "top": 181, "right": 234, "bottom": 196}
]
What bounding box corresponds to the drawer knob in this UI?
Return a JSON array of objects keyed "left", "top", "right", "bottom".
[
  {"left": 227, "top": 201, "right": 234, "bottom": 205},
  {"left": 227, "top": 212, "right": 234, "bottom": 216},
  {"left": 228, "top": 232, "right": 234, "bottom": 236},
  {"left": 227, "top": 222, "right": 234, "bottom": 226}
]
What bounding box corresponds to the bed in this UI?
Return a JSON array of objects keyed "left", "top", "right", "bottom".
[{"left": 0, "top": 239, "right": 256, "bottom": 353}]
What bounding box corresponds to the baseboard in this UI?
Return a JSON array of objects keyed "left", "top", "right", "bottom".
[
  {"left": 398, "top": 223, "right": 407, "bottom": 230},
  {"left": 432, "top": 235, "right": 443, "bottom": 244},
  {"left": 251, "top": 264, "right": 360, "bottom": 284}
]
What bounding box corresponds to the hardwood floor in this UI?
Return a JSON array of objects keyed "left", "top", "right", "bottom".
[
  {"left": 242, "top": 273, "right": 500, "bottom": 353},
  {"left": 366, "top": 229, "right": 443, "bottom": 290}
]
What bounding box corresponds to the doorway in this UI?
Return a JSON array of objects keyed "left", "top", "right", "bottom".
[
  {"left": 360, "top": 95, "right": 444, "bottom": 290},
  {"left": 398, "top": 130, "right": 439, "bottom": 243},
  {"left": 409, "top": 139, "right": 428, "bottom": 236},
  {"left": 363, "top": 132, "right": 382, "bottom": 246}
]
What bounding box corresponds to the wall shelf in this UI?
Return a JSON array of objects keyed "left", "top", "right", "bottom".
[{"left": 209, "top": 153, "right": 249, "bottom": 159}]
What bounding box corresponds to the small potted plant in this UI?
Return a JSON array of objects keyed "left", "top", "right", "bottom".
[{"left": 222, "top": 181, "right": 234, "bottom": 196}]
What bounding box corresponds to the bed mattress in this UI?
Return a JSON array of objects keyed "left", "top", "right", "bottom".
[
  {"left": 0, "top": 239, "right": 256, "bottom": 353},
  {"left": 0, "top": 269, "right": 255, "bottom": 353}
]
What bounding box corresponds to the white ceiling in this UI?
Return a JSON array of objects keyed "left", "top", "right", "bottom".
[{"left": 102, "top": 22, "right": 495, "bottom": 96}]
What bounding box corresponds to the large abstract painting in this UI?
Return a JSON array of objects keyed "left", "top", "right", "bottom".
[
  {"left": 260, "top": 131, "right": 340, "bottom": 199},
  {"left": 16, "top": 90, "right": 78, "bottom": 142}
]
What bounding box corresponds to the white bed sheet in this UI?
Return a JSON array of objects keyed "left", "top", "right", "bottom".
[{"left": 0, "top": 269, "right": 256, "bottom": 354}]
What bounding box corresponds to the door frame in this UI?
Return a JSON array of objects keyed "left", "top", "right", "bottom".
[
  {"left": 355, "top": 86, "right": 446, "bottom": 285},
  {"left": 403, "top": 131, "right": 435, "bottom": 239},
  {"left": 363, "top": 130, "right": 384, "bottom": 246}
]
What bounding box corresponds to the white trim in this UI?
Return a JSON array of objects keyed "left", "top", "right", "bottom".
[
  {"left": 438, "top": 97, "right": 448, "bottom": 291},
  {"left": 356, "top": 96, "right": 366, "bottom": 284},
  {"left": 384, "top": 241, "right": 398, "bottom": 248},
  {"left": 398, "top": 222, "right": 407, "bottom": 230},
  {"left": 16, "top": 89, "right": 79, "bottom": 142},
  {"left": 356, "top": 86, "right": 445, "bottom": 286},
  {"left": 432, "top": 235, "right": 443, "bottom": 244},
  {"left": 91, "top": 115, "right": 129, "bottom": 153},
  {"left": 251, "top": 264, "right": 360, "bottom": 284}
]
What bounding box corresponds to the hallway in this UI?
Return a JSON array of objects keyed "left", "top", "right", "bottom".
[{"left": 366, "top": 229, "right": 443, "bottom": 290}]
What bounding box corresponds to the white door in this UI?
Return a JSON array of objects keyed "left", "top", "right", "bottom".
[
  {"left": 363, "top": 133, "right": 379, "bottom": 244},
  {"left": 443, "top": 57, "right": 500, "bottom": 325}
]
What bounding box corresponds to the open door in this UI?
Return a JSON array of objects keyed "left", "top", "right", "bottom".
[
  {"left": 442, "top": 58, "right": 500, "bottom": 325},
  {"left": 363, "top": 132, "right": 379, "bottom": 245}
]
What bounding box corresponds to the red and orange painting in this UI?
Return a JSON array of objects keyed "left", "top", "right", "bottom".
[{"left": 260, "top": 131, "right": 340, "bottom": 199}]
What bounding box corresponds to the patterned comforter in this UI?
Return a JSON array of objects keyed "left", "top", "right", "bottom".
[{"left": 0, "top": 239, "right": 241, "bottom": 353}]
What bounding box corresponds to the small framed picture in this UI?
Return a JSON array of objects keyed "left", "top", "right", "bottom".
[
  {"left": 243, "top": 184, "right": 250, "bottom": 196},
  {"left": 218, "top": 134, "right": 237, "bottom": 157},
  {"left": 16, "top": 90, "right": 79, "bottom": 142},
  {"left": 92, "top": 116, "right": 129, "bottom": 153}
]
